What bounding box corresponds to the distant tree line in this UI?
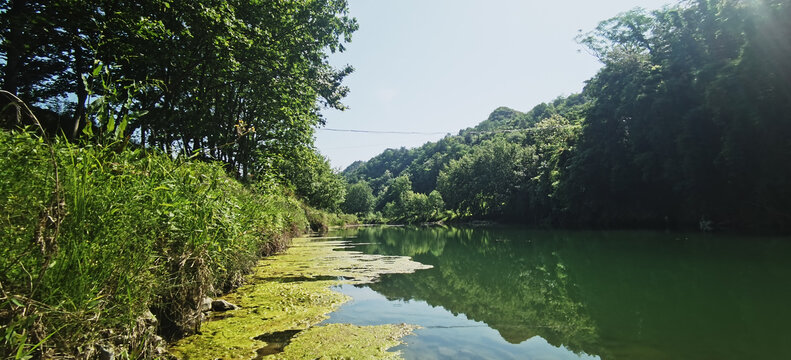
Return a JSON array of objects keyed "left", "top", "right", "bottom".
[
  {"left": 344, "top": 0, "right": 791, "bottom": 232},
  {"left": 0, "top": 0, "right": 354, "bottom": 211}
]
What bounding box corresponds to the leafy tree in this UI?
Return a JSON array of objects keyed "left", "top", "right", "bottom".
[
  {"left": 1, "top": 0, "right": 358, "bottom": 179},
  {"left": 375, "top": 174, "right": 412, "bottom": 212},
  {"left": 280, "top": 148, "right": 346, "bottom": 211},
  {"left": 524, "top": 115, "right": 581, "bottom": 223},
  {"left": 561, "top": 0, "right": 791, "bottom": 230},
  {"left": 383, "top": 190, "right": 445, "bottom": 223},
  {"left": 342, "top": 181, "right": 375, "bottom": 215},
  {"left": 437, "top": 138, "right": 534, "bottom": 219},
  {"left": 427, "top": 190, "right": 445, "bottom": 217}
]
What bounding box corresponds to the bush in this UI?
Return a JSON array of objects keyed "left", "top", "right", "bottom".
[
  {"left": 0, "top": 130, "right": 315, "bottom": 357},
  {"left": 303, "top": 205, "right": 358, "bottom": 234}
]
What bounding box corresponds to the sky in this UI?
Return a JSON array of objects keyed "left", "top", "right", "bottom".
[{"left": 316, "top": 0, "right": 673, "bottom": 170}]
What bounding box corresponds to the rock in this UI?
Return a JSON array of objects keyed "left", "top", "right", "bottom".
[
  {"left": 151, "top": 335, "right": 165, "bottom": 346},
  {"left": 96, "top": 344, "right": 114, "bottom": 360},
  {"left": 113, "top": 335, "right": 130, "bottom": 346},
  {"left": 211, "top": 299, "right": 238, "bottom": 311},
  {"left": 154, "top": 346, "right": 167, "bottom": 355},
  {"left": 200, "top": 297, "right": 213, "bottom": 312},
  {"left": 139, "top": 309, "right": 158, "bottom": 327}
]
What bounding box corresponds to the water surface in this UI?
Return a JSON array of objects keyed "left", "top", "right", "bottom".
[{"left": 323, "top": 226, "right": 791, "bottom": 360}]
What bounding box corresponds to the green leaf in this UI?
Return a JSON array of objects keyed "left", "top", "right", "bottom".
[
  {"left": 92, "top": 62, "right": 103, "bottom": 77},
  {"left": 115, "top": 114, "right": 128, "bottom": 139},
  {"left": 82, "top": 120, "right": 94, "bottom": 136},
  {"left": 106, "top": 110, "right": 116, "bottom": 133}
]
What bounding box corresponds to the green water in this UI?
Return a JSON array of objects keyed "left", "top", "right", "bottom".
[{"left": 324, "top": 226, "right": 791, "bottom": 360}]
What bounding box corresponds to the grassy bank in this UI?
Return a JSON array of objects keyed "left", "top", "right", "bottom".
[{"left": 0, "top": 130, "right": 348, "bottom": 358}]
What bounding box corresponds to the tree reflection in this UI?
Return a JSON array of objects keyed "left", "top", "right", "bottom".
[
  {"left": 347, "top": 226, "right": 602, "bottom": 356},
  {"left": 340, "top": 226, "right": 791, "bottom": 360}
]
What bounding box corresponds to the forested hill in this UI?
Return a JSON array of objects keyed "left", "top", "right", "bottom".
[
  {"left": 342, "top": 0, "right": 791, "bottom": 233},
  {"left": 467, "top": 93, "right": 588, "bottom": 133},
  {"left": 343, "top": 93, "right": 586, "bottom": 195}
]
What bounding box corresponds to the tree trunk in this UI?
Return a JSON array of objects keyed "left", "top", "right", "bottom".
[
  {"left": 72, "top": 40, "right": 88, "bottom": 139},
  {"left": 2, "top": 0, "right": 27, "bottom": 95}
]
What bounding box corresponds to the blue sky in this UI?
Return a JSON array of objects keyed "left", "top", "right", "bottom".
[{"left": 317, "top": 0, "right": 673, "bottom": 169}]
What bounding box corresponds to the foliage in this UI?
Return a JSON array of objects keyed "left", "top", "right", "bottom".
[
  {"left": 383, "top": 190, "right": 445, "bottom": 224},
  {"left": 375, "top": 174, "right": 412, "bottom": 212},
  {"left": 342, "top": 181, "right": 375, "bottom": 215},
  {"left": 280, "top": 148, "right": 347, "bottom": 212},
  {"left": 0, "top": 0, "right": 357, "bottom": 178},
  {"left": 561, "top": 0, "right": 791, "bottom": 230},
  {"left": 1, "top": 0, "right": 360, "bottom": 357},
  {"left": 302, "top": 204, "right": 357, "bottom": 234},
  {"left": 344, "top": 0, "right": 791, "bottom": 232},
  {"left": 0, "top": 130, "right": 356, "bottom": 357},
  {"left": 437, "top": 138, "right": 534, "bottom": 219},
  {"left": 342, "top": 94, "right": 586, "bottom": 225},
  {"left": 359, "top": 173, "right": 443, "bottom": 224}
]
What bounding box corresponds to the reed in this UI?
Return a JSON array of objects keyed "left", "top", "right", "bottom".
[{"left": 0, "top": 129, "right": 328, "bottom": 358}]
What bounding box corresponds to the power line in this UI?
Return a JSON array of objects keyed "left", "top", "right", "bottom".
[
  {"left": 318, "top": 125, "right": 577, "bottom": 136},
  {"left": 319, "top": 128, "right": 448, "bottom": 135},
  {"left": 323, "top": 144, "right": 397, "bottom": 150}
]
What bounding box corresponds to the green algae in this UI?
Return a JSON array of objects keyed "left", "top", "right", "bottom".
[
  {"left": 169, "top": 237, "right": 430, "bottom": 359},
  {"left": 270, "top": 323, "right": 419, "bottom": 360}
]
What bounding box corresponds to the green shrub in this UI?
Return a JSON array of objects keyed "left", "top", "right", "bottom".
[{"left": 0, "top": 130, "right": 318, "bottom": 357}]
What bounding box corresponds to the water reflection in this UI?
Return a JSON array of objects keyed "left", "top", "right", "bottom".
[
  {"left": 330, "top": 226, "right": 791, "bottom": 360},
  {"left": 326, "top": 284, "right": 598, "bottom": 360}
]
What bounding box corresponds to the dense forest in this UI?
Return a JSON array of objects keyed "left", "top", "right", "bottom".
[
  {"left": 0, "top": 0, "right": 352, "bottom": 210},
  {"left": 343, "top": 0, "right": 791, "bottom": 233},
  {"left": 1, "top": 0, "right": 354, "bottom": 357}
]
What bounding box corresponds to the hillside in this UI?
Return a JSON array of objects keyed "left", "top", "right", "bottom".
[
  {"left": 341, "top": 95, "right": 587, "bottom": 223},
  {"left": 343, "top": 94, "right": 586, "bottom": 195},
  {"left": 341, "top": 0, "right": 791, "bottom": 232}
]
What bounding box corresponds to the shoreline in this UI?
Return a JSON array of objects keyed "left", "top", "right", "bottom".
[{"left": 169, "top": 235, "right": 431, "bottom": 359}]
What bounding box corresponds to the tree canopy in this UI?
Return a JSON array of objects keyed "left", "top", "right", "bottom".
[
  {"left": 1, "top": 0, "right": 357, "bottom": 182},
  {"left": 343, "top": 0, "right": 791, "bottom": 232},
  {"left": 1, "top": 0, "right": 355, "bottom": 211}
]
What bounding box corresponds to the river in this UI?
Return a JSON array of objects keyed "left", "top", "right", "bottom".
[{"left": 322, "top": 225, "right": 791, "bottom": 360}]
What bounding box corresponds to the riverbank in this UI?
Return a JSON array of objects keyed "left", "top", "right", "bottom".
[
  {"left": 170, "top": 236, "right": 431, "bottom": 359},
  {"left": 0, "top": 130, "right": 352, "bottom": 358}
]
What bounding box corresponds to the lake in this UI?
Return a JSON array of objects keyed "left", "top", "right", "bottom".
[{"left": 322, "top": 225, "right": 791, "bottom": 360}]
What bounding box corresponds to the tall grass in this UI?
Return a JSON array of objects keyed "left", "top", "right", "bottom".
[
  {"left": 0, "top": 130, "right": 316, "bottom": 358},
  {"left": 302, "top": 205, "right": 358, "bottom": 233}
]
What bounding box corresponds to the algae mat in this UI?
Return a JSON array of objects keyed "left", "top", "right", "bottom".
[{"left": 170, "top": 237, "right": 432, "bottom": 359}]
